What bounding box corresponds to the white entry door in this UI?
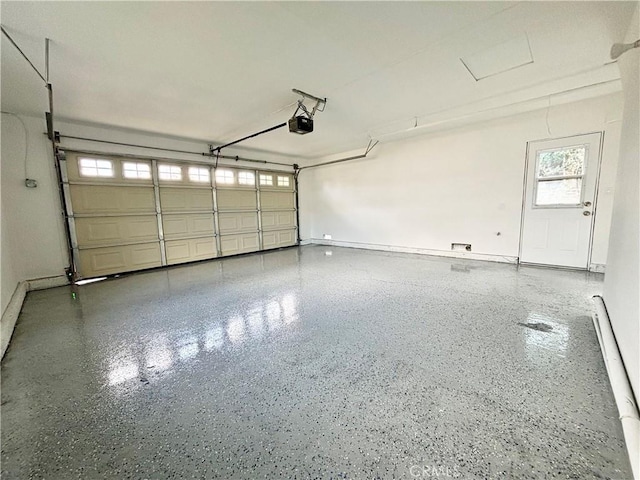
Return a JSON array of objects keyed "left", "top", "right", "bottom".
[{"left": 520, "top": 133, "right": 602, "bottom": 269}]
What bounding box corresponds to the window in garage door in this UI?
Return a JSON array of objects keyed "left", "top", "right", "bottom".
[{"left": 61, "top": 153, "right": 298, "bottom": 279}]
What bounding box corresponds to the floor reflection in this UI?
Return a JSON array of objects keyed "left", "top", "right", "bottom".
[
  {"left": 522, "top": 312, "right": 569, "bottom": 360},
  {"left": 107, "top": 361, "right": 138, "bottom": 385},
  {"left": 281, "top": 294, "right": 297, "bottom": 324},
  {"left": 204, "top": 326, "right": 224, "bottom": 351},
  {"left": 105, "top": 291, "right": 300, "bottom": 388},
  {"left": 177, "top": 336, "right": 199, "bottom": 361},
  {"left": 145, "top": 336, "right": 173, "bottom": 372},
  {"left": 226, "top": 316, "right": 246, "bottom": 344},
  {"left": 246, "top": 306, "right": 264, "bottom": 337}
]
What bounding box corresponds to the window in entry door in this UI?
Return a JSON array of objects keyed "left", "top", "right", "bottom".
[{"left": 533, "top": 145, "right": 587, "bottom": 207}]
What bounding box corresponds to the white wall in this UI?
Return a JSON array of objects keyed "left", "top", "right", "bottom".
[
  {"left": 0, "top": 126, "right": 19, "bottom": 315},
  {"left": 603, "top": 6, "right": 639, "bottom": 401},
  {"left": 300, "top": 94, "right": 622, "bottom": 266},
  {"left": 1, "top": 114, "right": 69, "bottom": 315}
]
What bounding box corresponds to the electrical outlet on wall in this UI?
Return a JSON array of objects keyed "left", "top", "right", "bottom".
[
  {"left": 323, "top": 234, "right": 332, "bottom": 240},
  {"left": 452, "top": 243, "right": 471, "bottom": 252}
]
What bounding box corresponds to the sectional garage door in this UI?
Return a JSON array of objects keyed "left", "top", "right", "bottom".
[{"left": 62, "top": 152, "right": 297, "bottom": 278}]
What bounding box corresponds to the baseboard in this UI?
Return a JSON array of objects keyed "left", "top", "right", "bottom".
[
  {"left": 308, "top": 238, "right": 518, "bottom": 264},
  {"left": 1, "top": 275, "right": 70, "bottom": 359},
  {"left": 299, "top": 239, "right": 312, "bottom": 246},
  {"left": 28, "top": 275, "right": 69, "bottom": 291},
  {"left": 589, "top": 263, "right": 606, "bottom": 273},
  {"left": 1, "top": 281, "right": 29, "bottom": 359}
]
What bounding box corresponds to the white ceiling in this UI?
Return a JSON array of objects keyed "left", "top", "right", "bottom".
[{"left": 1, "top": 1, "right": 634, "bottom": 160}]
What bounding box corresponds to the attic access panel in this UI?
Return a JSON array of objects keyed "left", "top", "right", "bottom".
[{"left": 460, "top": 34, "right": 534, "bottom": 81}]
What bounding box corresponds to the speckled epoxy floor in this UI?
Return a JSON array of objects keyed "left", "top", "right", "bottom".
[{"left": 1, "top": 246, "right": 632, "bottom": 479}]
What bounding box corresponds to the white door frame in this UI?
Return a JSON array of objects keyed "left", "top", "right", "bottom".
[{"left": 517, "top": 131, "right": 605, "bottom": 270}]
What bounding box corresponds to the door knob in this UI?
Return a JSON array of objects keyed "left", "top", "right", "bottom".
[
  {"left": 583, "top": 211, "right": 591, "bottom": 216},
  {"left": 583, "top": 201, "right": 592, "bottom": 207}
]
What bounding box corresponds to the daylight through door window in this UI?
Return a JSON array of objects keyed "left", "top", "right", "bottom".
[{"left": 534, "top": 145, "right": 587, "bottom": 206}]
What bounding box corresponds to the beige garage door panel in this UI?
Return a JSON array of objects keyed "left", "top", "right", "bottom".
[
  {"left": 263, "top": 229, "right": 296, "bottom": 249},
  {"left": 218, "top": 212, "right": 258, "bottom": 234},
  {"left": 162, "top": 213, "right": 215, "bottom": 240},
  {"left": 70, "top": 185, "right": 156, "bottom": 214},
  {"left": 217, "top": 189, "right": 257, "bottom": 211},
  {"left": 261, "top": 210, "right": 295, "bottom": 230},
  {"left": 160, "top": 188, "right": 213, "bottom": 212},
  {"left": 165, "top": 237, "right": 217, "bottom": 265},
  {"left": 261, "top": 191, "right": 294, "bottom": 210},
  {"left": 75, "top": 215, "right": 159, "bottom": 247},
  {"left": 220, "top": 233, "right": 260, "bottom": 256},
  {"left": 78, "top": 242, "right": 162, "bottom": 277},
  {"left": 66, "top": 156, "right": 298, "bottom": 277}
]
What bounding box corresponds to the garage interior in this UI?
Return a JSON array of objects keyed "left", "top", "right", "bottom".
[{"left": 1, "top": 2, "right": 639, "bottom": 479}]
